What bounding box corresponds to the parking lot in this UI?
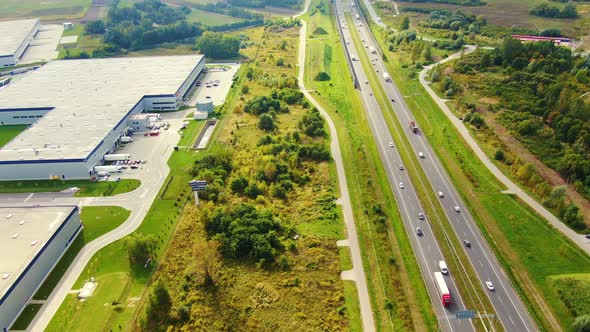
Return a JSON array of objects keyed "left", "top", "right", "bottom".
[{"left": 188, "top": 63, "right": 240, "bottom": 106}]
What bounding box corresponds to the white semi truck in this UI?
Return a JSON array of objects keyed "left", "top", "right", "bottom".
[
  {"left": 104, "top": 154, "right": 131, "bottom": 161},
  {"left": 94, "top": 165, "right": 121, "bottom": 174}
]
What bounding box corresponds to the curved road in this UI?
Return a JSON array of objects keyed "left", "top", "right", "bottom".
[
  {"left": 294, "top": 2, "right": 376, "bottom": 331},
  {"left": 419, "top": 51, "right": 590, "bottom": 257}
]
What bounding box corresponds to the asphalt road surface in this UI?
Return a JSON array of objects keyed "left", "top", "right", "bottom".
[
  {"left": 348, "top": 2, "right": 538, "bottom": 331},
  {"left": 335, "top": 1, "right": 476, "bottom": 331}
]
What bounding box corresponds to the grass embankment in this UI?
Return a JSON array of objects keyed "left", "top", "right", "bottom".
[
  {"left": 304, "top": 0, "right": 436, "bottom": 330},
  {"left": 0, "top": 0, "right": 90, "bottom": 20},
  {"left": 0, "top": 124, "right": 28, "bottom": 148},
  {"left": 347, "top": 13, "right": 499, "bottom": 331},
  {"left": 11, "top": 207, "right": 129, "bottom": 330},
  {"left": 367, "top": 21, "right": 590, "bottom": 331},
  {"left": 46, "top": 122, "right": 204, "bottom": 332},
  {"left": 0, "top": 179, "right": 141, "bottom": 196}
]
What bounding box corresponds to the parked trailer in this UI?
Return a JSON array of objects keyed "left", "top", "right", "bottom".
[
  {"left": 434, "top": 272, "right": 452, "bottom": 307},
  {"left": 94, "top": 165, "right": 121, "bottom": 174},
  {"left": 409, "top": 121, "right": 418, "bottom": 133},
  {"left": 104, "top": 154, "right": 131, "bottom": 161},
  {"left": 120, "top": 136, "right": 134, "bottom": 143}
]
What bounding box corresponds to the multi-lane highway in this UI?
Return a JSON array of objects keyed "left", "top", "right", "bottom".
[
  {"left": 334, "top": 1, "right": 476, "bottom": 331},
  {"left": 342, "top": 1, "right": 538, "bottom": 331}
]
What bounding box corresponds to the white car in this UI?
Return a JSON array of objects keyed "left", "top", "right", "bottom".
[
  {"left": 418, "top": 212, "right": 425, "bottom": 220},
  {"left": 418, "top": 152, "right": 425, "bottom": 158},
  {"left": 365, "top": 80, "right": 369, "bottom": 84},
  {"left": 399, "top": 164, "right": 404, "bottom": 170},
  {"left": 389, "top": 142, "right": 394, "bottom": 147},
  {"left": 438, "top": 191, "right": 444, "bottom": 198},
  {"left": 485, "top": 281, "right": 495, "bottom": 291},
  {"left": 399, "top": 182, "right": 405, "bottom": 189},
  {"left": 454, "top": 206, "right": 461, "bottom": 212}
]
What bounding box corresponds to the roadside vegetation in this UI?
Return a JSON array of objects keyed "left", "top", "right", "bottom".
[
  {"left": 364, "top": 6, "right": 590, "bottom": 329},
  {"left": 430, "top": 38, "right": 590, "bottom": 232},
  {"left": 132, "top": 20, "right": 351, "bottom": 330},
  {"left": 0, "top": 179, "right": 141, "bottom": 196},
  {"left": 304, "top": 0, "right": 437, "bottom": 330}
]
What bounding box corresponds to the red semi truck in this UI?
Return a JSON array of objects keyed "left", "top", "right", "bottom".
[{"left": 434, "top": 272, "right": 452, "bottom": 307}]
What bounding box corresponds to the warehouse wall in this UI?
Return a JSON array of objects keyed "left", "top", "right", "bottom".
[
  {"left": 0, "top": 206, "right": 81, "bottom": 332},
  {"left": 13, "top": 20, "right": 40, "bottom": 63},
  {"left": 0, "top": 109, "right": 51, "bottom": 125},
  {"left": 177, "top": 56, "right": 206, "bottom": 100}
]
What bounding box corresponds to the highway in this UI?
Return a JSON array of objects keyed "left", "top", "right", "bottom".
[
  {"left": 335, "top": 1, "right": 475, "bottom": 331},
  {"left": 345, "top": 1, "right": 538, "bottom": 331}
]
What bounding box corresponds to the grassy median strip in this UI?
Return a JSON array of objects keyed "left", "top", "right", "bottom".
[
  {"left": 366, "top": 19, "right": 590, "bottom": 331},
  {"left": 304, "top": 0, "right": 436, "bottom": 330},
  {"left": 0, "top": 179, "right": 141, "bottom": 196},
  {"left": 346, "top": 13, "right": 501, "bottom": 331}
]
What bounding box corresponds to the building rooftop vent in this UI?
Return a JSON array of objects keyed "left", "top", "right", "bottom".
[
  {"left": 1, "top": 273, "right": 9, "bottom": 280},
  {"left": 19, "top": 220, "right": 24, "bottom": 225},
  {"left": 6, "top": 214, "right": 13, "bottom": 219},
  {"left": 31, "top": 240, "right": 38, "bottom": 246},
  {"left": 12, "top": 233, "right": 19, "bottom": 239}
]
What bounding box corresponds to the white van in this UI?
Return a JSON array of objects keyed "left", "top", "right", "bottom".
[
  {"left": 439, "top": 261, "right": 448, "bottom": 275},
  {"left": 418, "top": 152, "right": 424, "bottom": 158}
]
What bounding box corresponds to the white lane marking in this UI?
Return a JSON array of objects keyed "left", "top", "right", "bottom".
[{"left": 24, "top": 193, "right": 34, "bottom": 202}]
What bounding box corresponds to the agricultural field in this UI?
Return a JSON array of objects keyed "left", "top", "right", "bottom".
[
  {"left": 0, "top": 0, "right": 91, "bottom": 20},
  {"left": 186, "top": 8, "right": 245, "bottom": 26},
  {"left": 378, "top": 0, "right": 590, "bottom": 37}
]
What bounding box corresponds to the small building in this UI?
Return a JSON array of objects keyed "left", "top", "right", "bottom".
[
  {"left": 196, "top": 98, "right": 214, "bottom": 114},
  {"left": 193, "top": 111, "right": 208, "bottom": 120},
  {"left": 0, "top": 205, "right": 82, "bottom": 331},
  {"left": 0, "top": 19, "right": 40, "bottom": 67},
  {"left": 63, "top": 22, "right": 74, "bottom": 31},
  {"left": 127, "top": 113, "right": 150, "bottom": 131},
  {"left": 511, "top": 34, "right": 572, "bottom": 46}
]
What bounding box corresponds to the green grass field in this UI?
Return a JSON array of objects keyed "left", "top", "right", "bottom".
[
  {"left": 0, "top": 179, "right": 141, "bottom": 196},
  {"left": 0, "top": 125, "right": 28, "bottom": 148},
  {"left": 186, "top": 8, "right": 245, "bottom": 26},
  {"left": 0, "top": 0, "right": 91, "bottom": 19}
]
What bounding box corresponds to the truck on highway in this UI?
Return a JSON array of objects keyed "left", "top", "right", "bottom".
[
  {"left": 383, "top": 72, "right": 391, "bottom": 82},
  {"left": 370, "top": 47, "right": 376, "bottom": 54},
  {"left": 409, "top": 121, "right": 418, "bottom": 133},
  {"left": 434, "top": 272, "right": 452, "bottom": 307}
]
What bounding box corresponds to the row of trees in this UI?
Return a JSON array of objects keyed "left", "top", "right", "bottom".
[
  {"left": 195, "top": 31, "right": 241, "bottom": 59},
  {"left": 398, "top": 0, "right": 485, "bottom": 5},
  {"left": 424, "top": 9, "right": 486, "bottom": 33},
  {"left": 530, "top": 1, "right": 577, "bottom": 18}
]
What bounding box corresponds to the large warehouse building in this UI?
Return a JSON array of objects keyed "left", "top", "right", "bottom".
[
  {"left": 0, "top": 19, "right": 40, "bottom": 67},
  {"left": 0, "top": 55, "right": 205, "bottom": 180},
  {"left": 0, "top": 205, "right": 81, "bottom": 331}
]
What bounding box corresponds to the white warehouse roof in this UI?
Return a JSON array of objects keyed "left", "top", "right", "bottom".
[
  {"left": 0, "top": 19, "right": 39, "bottom": 56},
  {"left": 0, "top": 55, "right": 204, "bottom": 161},
  {"left": 0, "top": 205, "right": 77, "bottom": 299}
]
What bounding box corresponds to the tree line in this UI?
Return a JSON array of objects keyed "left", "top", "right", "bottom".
[{"left": 530, "top": 1, "right": 577, "bottom": 18}]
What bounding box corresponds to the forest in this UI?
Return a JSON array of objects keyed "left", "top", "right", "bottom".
[{"left": 431, "top": 38, "right": 590, "bottom": 230}]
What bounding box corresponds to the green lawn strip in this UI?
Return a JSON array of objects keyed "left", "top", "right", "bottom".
[
  {"left": 34, "top": 206, "right": 130, "bottom": 300},
  {"left": 10, "top": 303, "right": 43, "bottom": 330},
  {"left": 347, "top": 14, "right": 500, "bottom": 331},
  {"left": 343, "top": 281, "right": 363, "bottom": 332},
  {"left": 46, "top": 121, "right": 205, "bottom": 331},
  {"left": 304, "top": 2, "right": 436, "bottom": 330},
  {"left": 0, "top": 0, "right": 90, "bottom": 20},
  {"left": 367, "top": 21, "right": 590, "bottom": 330},
  {"left": 0, "top": 179, "right": 141, "bottom": 196},
  {"left": 186, "top": 8, "right": 244, "bottom": 26},
  {"left": 0, "top": 124, "right": 28, "bottom": 148}
]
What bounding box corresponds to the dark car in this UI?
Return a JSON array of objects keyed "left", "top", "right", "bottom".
[
  {"left": 463, "top": 240, "right": 471, "bottom": 248},
  {"left": 416, "top": 228, "right": 423, "bottom": 236}
]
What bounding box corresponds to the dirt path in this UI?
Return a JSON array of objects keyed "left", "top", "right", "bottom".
[{"left": 483, "top": 112, "right": 590, "bottom": 226}]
